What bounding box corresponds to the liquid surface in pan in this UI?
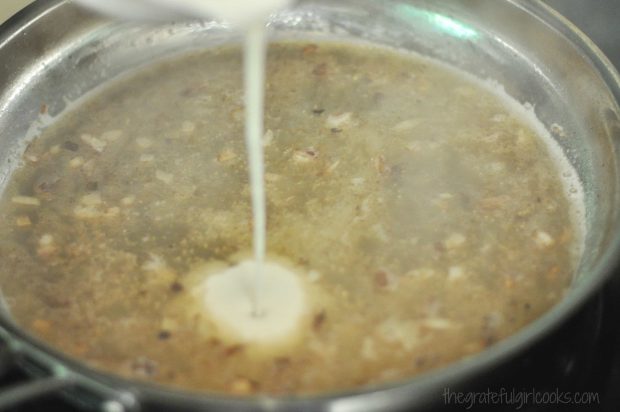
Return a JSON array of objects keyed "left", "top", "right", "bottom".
[{"left": 0, "top": 42, "right": 583, "bottom": 395}]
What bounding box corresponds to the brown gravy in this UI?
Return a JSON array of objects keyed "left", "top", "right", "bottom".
[{"left": 0, "top": 42, "right": 580, "bottom": 395}]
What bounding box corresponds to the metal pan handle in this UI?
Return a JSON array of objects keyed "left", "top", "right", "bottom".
[
  {"left": 0, "top": 375, "right": 75, "bottom": 411},
  {"left": 0, "top": 326, "right": 139, "bottom": 412}
]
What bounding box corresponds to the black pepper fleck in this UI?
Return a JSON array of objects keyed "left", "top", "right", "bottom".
[
  {"left": 86, "top": 182, "right": 98, "bottom": 191},
  {"left": 63, "top": 141, "right": 79, "bottom": 152},
  {"left": 170, "top": 282, "right": 184, "bottom": 293},
  {"left": 313, "top": 311, "right": 327, "bottom": 331}
]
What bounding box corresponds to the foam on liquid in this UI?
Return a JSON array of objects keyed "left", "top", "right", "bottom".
[{"left": 199, "top": 260, "right": 306, "bottom": 345}]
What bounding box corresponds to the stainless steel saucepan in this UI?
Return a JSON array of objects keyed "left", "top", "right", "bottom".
[{"left": 0, "top": 0, "right": 619, "bottom": 411}]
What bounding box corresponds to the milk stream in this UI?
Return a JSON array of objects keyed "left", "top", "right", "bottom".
[
  {"left": 177, "top": 1, "right": 288, "bottom": 317},
  {"left": 152, "top": 0, "right": 292, "bottom": 317},
  {"left": 74, "top": 0, "right": 292, "bottom": 317},
  {"left": 243, "top": 22, "right": 268, "bottom": 317}
]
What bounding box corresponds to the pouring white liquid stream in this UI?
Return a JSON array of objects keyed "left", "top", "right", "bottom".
[
  {"left": 243, "top": 21, "right": 268, "bottom": 317},
  {"left": 75, "top": 0, "right": 306, "bottom": 344}
]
